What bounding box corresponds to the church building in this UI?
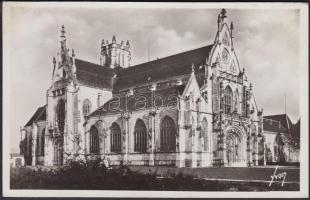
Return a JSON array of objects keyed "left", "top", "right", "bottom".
[{"left": 20, "top": 9, "right": 266, "bottom": 168}]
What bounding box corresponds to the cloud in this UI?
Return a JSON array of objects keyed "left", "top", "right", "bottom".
[{"left": 6, "top": 6, "right": 300, "bottom": 153}]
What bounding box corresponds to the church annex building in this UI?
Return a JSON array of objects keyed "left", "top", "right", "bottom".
[{"left": 19, "top": 9, "right": 299, "bottom": 168}]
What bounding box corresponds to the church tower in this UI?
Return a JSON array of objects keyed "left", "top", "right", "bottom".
[{"left": 100, "top": 35, "right": 131, "bottom": 68}]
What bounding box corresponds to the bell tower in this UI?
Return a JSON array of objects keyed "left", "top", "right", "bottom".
[{"left": 100, "top": 35, "right": 131, "bottom": 69}]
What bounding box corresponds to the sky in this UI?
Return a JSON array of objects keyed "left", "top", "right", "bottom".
[{"left": 5, "top": 4, "right": 301, "bottom": 153}]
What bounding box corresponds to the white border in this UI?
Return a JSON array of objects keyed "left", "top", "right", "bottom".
[{"left": 3, "top": 2, "right": 309, "bottom": 198}]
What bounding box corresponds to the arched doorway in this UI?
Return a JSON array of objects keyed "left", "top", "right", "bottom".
[
  {"left": 225, "top": 126, "right": 246, "bottom": 166},
  {"left": 53, "top": 139, "right": 63, "bottom": 166}
]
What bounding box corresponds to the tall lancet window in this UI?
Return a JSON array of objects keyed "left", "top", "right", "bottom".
[
  {"left": 234, "top": 90, "right": 239, "bottom": 113},
  {"left": 110, "top": 123, "right": 121, "bottom": 153},
  {"left": 134, "top": 119, "right": 147, "bottom": 153},
  {"left": 160, "top": 116, "right": 176, "bottom": 152},
  {"left": 90, "top": 126, "right": 100, "bottom": 154},
  {"left": 57, "top": 99, "right": 65, "bottom": 133},
  {"left": 83, "top": 99, "right": 92, "bottom": 116},
  {"left": 224, "top": 86, "right": 233, "bottom": 114}
]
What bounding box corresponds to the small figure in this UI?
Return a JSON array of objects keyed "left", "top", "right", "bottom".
[{"left": 103, "top": 157, "right": 111, "bottom": 169}]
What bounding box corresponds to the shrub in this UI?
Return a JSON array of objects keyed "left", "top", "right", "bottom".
[{"left": 10, "top": 159, "right": 299, "bottom": 191}]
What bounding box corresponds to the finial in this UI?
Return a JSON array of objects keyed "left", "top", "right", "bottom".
[
  {"left": 120, "top": 40, "right": 124, "bottom": 46},
  {"left": 243, "top": 68, "right": 245, "bottom": 73},
  {"left": 72, "top": 49, "right": 75, "bottom": 57},
  {"left": 250, "top": 83, "right": 252, "bottom": 90},
  {"left": 126, "top": 40, "right": 130, "bottom": 48},
  {"left": 112, "top": 35, "right": 116, "bottom": 43},
  {"left": 106, "top": 40, "right": 109, "bottom": 44},
  {"left": 53, "top": 56, "right": 56, "bottom": 65},
  {"left": 61, "top": 25, "right": 66, "bottom": 39},
  {"left": 101, "top": 39, "right": 105, "bottom": 47},
  {"left": 230, "top": 21, "right": 234, "bottom": 31},
  {"left": 191, "top": 63, "right": 195, "bottom": 73},
  {"left": 220, "top": 8, "right": 227, "bottom": 20}
]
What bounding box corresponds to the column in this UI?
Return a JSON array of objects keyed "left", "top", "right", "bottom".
[
  {"left": 253, "top": 135, "right": 259, "bottom": 166},
  {"left": 246, "top": 136, "right": 253, "bottom": 167},
  {"left": 222, "top": 133, "right": 227, "bottom": 166},
  {"left": 149, "top": 110, "right": 156, "bottom": 166},
  {"left": 122, "top": 113, "right": 130, "bottom": 165},
  {"left": 31, "top": 124, "right": 38, "bottom": 166},
  {"left": 191, "top": 128, "right": 197, "bottom": 168},
  {"left": 177, "top": 128, "right": 186, "bottom": 167},
  {"left": 177, "top": 101, "right": 185, "bottom": 168}
]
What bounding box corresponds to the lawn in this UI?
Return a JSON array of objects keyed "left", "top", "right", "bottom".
[{"left": 10, "top": 159, "right": 299, "bottom": 191}]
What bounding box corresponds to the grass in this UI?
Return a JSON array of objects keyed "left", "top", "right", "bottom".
[{"left": 10, "top": 158, "right": 299, "bottom": 191}]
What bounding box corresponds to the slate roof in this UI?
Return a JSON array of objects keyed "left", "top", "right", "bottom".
[
  {"left": 25, "top": 105, "right": 46, "bottom": 127},
  {"left": 114, "top": 44, "right": 213, "bottom": 90},
  {"left": 263, "top": 118, "right": 286, "bottom": 133},
  {"left": 75, "top": 58, "right": 115, "bottom": 89},
  {"left": 89, "top": 85, "right": 186, "bottom": 117},
  {"left": 264, "top": 114, "right": 294, "bottom": 134}
]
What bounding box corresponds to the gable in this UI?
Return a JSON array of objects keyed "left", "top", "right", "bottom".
[{"left": 209, "top": 23, "right": 241, "bottom": 75}]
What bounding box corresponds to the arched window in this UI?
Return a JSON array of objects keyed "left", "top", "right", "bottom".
[
  {"left": 134, "top": 119, "right": 147, "bottom": 152},
  {"left": 110, "top": 123, "right": 121, "bottom": 153},
  {"left": 90, "top": 126, "right": 100, "bottom": 153},
  {"left": 202, "top": 118, "right": 208, "bottom": 151},
  {"left": 83, "top": 99, "right": 92, "bottom": 116},
  {"left": 224, "top": 86, "right": 233, "bottom": 114},
  {"left": 37, "top": 128, "right": 45, "bottom": 156},
  {"left": 160, "top": 116, "right": 176, "bottom": 152},
  {"left": 57, "top": 99, "right": 65, "bottom": 133}
]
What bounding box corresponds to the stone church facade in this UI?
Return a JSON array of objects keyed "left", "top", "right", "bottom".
[{"left": 20, "top": 9, "right": 267, "bottom": 168}]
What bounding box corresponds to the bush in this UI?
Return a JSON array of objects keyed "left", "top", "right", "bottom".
[{"left": 10, "top": 159, "right": 299, "bottom": 191}]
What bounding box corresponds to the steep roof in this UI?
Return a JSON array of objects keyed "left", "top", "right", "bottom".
[
  {"left": 75, "top": 58, "right": 115, "bottom": 89},
  {"left": 263, "top": 118, "right": 286, "bottom": 133},
  {"left": 89, "top": 85, "right": 186, "bottom": 117},
  {"left": 25, "top": 105, "right": 46, "bottom": 127},
  {"left": 114, "top": 44, "right": 213, "bottom": 90},
  {"left": 264, "top": 114, "right": 294, "bottom": 133}
]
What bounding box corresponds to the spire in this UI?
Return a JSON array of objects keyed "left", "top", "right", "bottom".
[
  {"left": 217, "top": 14, "right": 221, "bottom": 30},
  {"left": 52, "top": 56, "right": 56, "bottom": 79},
  {"left": 112, "top": 35, "right": 116, "bottom": 43},
  {"left": 230, "top": 21, "right": 234, "bottom": 36},
  {"left": 120, "top": 40, "right": 124, "bottom": 46},
  {"left": 126, "top": 40, "right": 130, "bottom": 48},
  {"left": 60, "top": 25, "right": 69, "bottom": 64},
  {"left": 220, "top": 8, "right": 227, "bottom": 22},
  {"left": 61, "top": 25, "right": 66, "bottom": 39},
  {"left": 191, "top": 63, "right": 195, "bottom": 73}
]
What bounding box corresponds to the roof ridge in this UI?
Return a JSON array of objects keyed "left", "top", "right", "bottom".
[{"left": 122, "top": 44, "right": 213, "bottom": 71}]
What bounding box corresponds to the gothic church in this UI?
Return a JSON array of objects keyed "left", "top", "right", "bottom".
[{"left": 20, "top": 9, "right": 266, "bottom": 168}]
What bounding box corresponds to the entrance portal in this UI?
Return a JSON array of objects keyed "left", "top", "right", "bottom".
[{"left": 225, "top": 127, "right": 246, "bottom": 166}]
